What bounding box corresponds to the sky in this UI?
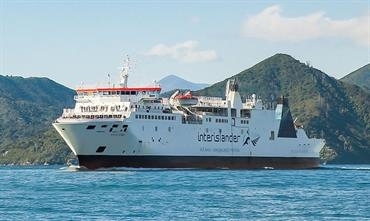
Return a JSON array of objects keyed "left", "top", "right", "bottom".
[{"left": 1, "top": 0, "right": 369, "bottom": 89}]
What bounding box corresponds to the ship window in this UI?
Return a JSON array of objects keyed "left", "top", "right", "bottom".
[
  {"left": 231, "top": 109, "right": 236, "bottom": 117},
  {"left": 161, "top": 116, "right": 164, "bottom": 120},
  {"left": 101, "top": 125, "right": 107, "bottom": 128},
  {"left": 219, "top": 129, "right": 222, "bottom": 133},
  {"left": 112, "top": 124, "right": 118, "bottom": 128},
  {"left": 135, "top": 115, "right": 138, "bottom": 119},
  {"left": 96, "top": 146, "right": 106, "bottom": 153},
  {"left": 155, "top": 126, "right": 158, "bottom": 132},
  {"left": 209, "top": 118, "right": 211, "bottom": 122},
  {"left": 247, "top": 120, "right": 249, "bottom": 124},
  {"left": 270, "top": 131, "right": 275, "bottom": 140},
  {"left": 165, "top": 116, "right": 168, "bottom": 120},
  {"left": 155, "top": 115, "right": 158, "bottom": 120},
  {"left": 144, "top": 115, "right": 147, "bottom": 119},
  {"left": 86, "top": 125, "right": 96, "bottom": 130},
  {"left": 241, "top": 109, "right": 251, "bottom": 118}
]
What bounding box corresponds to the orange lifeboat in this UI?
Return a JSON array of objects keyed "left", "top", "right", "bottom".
[{"left": 174, "top": 91, "right": 198, "bottom": 106}]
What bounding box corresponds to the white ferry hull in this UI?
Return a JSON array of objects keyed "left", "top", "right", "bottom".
[{"left": 53, "top": 116, "right": 323, "bottom": 170}]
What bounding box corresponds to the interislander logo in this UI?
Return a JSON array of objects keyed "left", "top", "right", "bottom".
[
  {"left": 197, "top": 132, "right": 241, "bottom": 143},
  {"left": 243, "top": 135, "right": 260, "bottom": 147}
]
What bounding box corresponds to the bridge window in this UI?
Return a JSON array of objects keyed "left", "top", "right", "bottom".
[
  {"left": 86, "top": 125, "right": 96, "bottom": 130},
  {"left": 241, "top": 109, "right": 251, "bottom": 118},
  {"left": 231, "top": 109, "right": 236, "bottom": 117}
]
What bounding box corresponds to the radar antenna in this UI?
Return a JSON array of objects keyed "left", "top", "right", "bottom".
[{"left": 120, "top": 55, "right": 131, "bottom": 88}]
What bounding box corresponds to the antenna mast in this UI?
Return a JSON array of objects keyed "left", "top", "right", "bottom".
[{"left": 120, "top": 55, "right": 130, "bottom": 88}]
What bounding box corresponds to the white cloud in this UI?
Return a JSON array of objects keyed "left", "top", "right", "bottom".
[
  {"left": 145, "top": 41, "right": 218, "bottom": 63},
  {"left": 191, "top": 16, "right": 200, "bottom": 23},
  {"left": 242, "top": 5, "right": 370, "bottom": 46}
]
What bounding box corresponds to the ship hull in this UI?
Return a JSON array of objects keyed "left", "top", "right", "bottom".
[{"left": 77, "top": 155, "right": 321, "bottom": 170}]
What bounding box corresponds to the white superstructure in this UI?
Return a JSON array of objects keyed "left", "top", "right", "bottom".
[{"left": 53, "top": 61, "right": 324, "bottom": 169}]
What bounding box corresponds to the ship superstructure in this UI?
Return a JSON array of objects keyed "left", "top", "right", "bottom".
[{"left": 53, "top": 60, "right": 324, "bottom": 169}]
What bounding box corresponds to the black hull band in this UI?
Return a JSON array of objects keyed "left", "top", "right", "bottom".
[{"left": 77, "top": 155, "right": 320, "bottom": 170}]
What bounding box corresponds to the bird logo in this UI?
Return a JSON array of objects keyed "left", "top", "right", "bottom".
[{"left": 243, "top": 135, "right": 260, "bottom": 147}]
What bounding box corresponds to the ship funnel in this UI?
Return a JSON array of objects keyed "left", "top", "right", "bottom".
[
  {"left": 226, "top": 79, "right": 242, "bottom": 109},
  {"left": 276, "top": 96, "right": 297, "bottom": 138}
]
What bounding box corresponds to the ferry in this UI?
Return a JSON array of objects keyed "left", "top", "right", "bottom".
[{"left": 53, "top": 58, "right": 324, "bottom": 169}]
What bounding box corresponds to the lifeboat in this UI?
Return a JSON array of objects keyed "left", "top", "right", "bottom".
[{"left": 174, "top": 91, "right": 198, "bottom": 106}]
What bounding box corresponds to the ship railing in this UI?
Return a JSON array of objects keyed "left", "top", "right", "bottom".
[
  {"left": 74, "top": 94, "right": 124, "bottom": 101},
  {"left": 61, "top": 114, "right": 125, "bottom": 120},
  {"left": 197, "top": 96, "right": 222, "bottom": 101},
  {"left": 61, "top": 109, "right": 126, "bottom": 120}
]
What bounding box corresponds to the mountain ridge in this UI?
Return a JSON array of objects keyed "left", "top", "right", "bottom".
[
  {"left": 340, "top": 64, "right": 370, "bottom": 91},
  {"left": 158, "top": 74, "right": 209, "bottom": 92}
]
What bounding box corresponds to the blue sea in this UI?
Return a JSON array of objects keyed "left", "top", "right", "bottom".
[{"left": 0, "top": 165, "right": 369, "bottom": 220}]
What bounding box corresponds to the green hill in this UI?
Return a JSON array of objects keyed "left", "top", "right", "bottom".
[
  {"left": 196, "top": 54, "right": 370, "bottom": 163},
  {"left": 341, "top": 64, "right": 370, "bottom": 91},
  {"left": 0, "top": 75, "right": 75, "bottom": 165}
]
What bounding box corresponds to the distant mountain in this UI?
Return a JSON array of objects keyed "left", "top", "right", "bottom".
[
  {"left": 0, "top": 75, "right": 75, "bottom": 165},
  {"left": 340, "top": 64, "right": 370, "bottom": 91},
  {"left": 196, "top": 54, "right": 370, "bottom": 163},
  {"left": 159, "top": 74, "right": 209, "bottom": 93}
]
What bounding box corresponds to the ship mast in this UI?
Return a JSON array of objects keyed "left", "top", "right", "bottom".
[{"left": 120, "top": 55, "right": 130, "bottom": 88}]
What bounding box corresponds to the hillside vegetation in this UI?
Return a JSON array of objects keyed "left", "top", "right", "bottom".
[
  {"left": 0, "top": 76, "right": 75, "bottom": 165},
  {"left": 196, "top": 54, "right": 370, "bottom": 163}
]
